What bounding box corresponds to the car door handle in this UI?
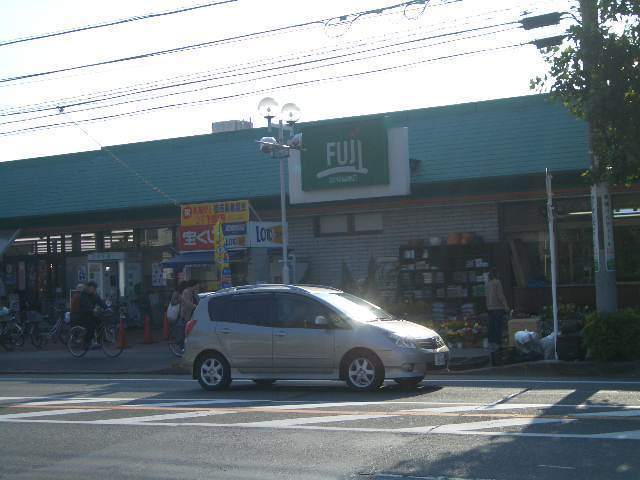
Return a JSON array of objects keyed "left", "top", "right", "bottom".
[
  {"left": 219, "top": 328, "right": 232, "bottom": 334},
  {"left": 275, "top": 331, "right": 287, "bottom": 337}
]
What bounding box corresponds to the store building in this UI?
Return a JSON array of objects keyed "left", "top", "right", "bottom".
[{"left": 1, "top": 94, "right": 638, "bottom": 320}]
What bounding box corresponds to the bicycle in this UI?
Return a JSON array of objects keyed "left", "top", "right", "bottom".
[
  {"left": 35, "top": 308, "right": 72, "bottom": 348},
  {"left": 168, "top": 320, "right": 185, "bottom": 357},
  {"left": 67, "top": 310, "right": 123, "bottom": 358},
  {"left": 0, "top": 312, "right": 24, "bottom": 351}
]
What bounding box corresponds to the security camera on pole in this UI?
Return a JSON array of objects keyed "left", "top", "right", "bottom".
[{"left": 256, "top": 97, "right": 302, "bottom": 285}]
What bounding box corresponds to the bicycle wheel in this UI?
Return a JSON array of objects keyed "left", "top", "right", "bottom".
[
  {"left": 11, "top": 325, "right": 25, "bottom": 348},
  {"left": 67, "top": 326, "right": 89, "bottom": 357},
  {"left": 101, "top": 324, "right": 123, "bottom": 358},
  {"left": 168, "top": 324, "right": 184, "bottom": 358},
  {"left": 30, "top": 325, "right": 45, "bottom": 349}
]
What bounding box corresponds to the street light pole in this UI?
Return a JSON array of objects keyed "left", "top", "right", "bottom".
[
  {"left": 277, "top": 119, "right": 290, "bottom": 284},
  {"left": 257, "top": 98, "right": 300, "bottom": 285}
]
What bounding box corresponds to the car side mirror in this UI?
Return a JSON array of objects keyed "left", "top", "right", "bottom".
[{"left": 314, "top": 315, "right": 329, "bottom": 327}]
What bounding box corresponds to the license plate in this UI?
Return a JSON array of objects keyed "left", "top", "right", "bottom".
[{"left": 434, "top": 352, "right": 446, "bottom": 366}]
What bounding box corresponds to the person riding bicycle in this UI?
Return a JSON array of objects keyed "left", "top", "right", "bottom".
[{"left": 78, "top": 281, "right": 108, "bottom": 348}]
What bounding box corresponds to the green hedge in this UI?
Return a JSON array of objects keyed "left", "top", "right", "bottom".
[{"left": 583, "top": 309, "right": 640, "bottom": 361}]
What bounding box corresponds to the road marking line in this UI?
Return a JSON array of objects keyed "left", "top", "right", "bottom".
[
  {"left": 575, "top": 409, "right": 640, "bottom": 418},
  {"left": 400, "top": 417, "right": 573, "bottom": 434},
  {"left": 21, "top": 397, "right": 133, "bottom": 406},
  {"left": 2, "top": 417, "right": 640, "bottom": 441},
  {"left": 0, "top": 408, "right": 103, "bottom": 420},
  {"left": 406, "top": 403, "right": 546, "bottom": 414},
  {"left": 233, "top": 414, "right": 395, "bottom": 427},
  {"left": 591, "top": 430, "right": 640, "bottom": 440},
  {"left": 262, "top": 401, "right": 386, "bottom": 410},
  {"left": 537, "top": 465, "right": 577, "bottom": 470},
  {"left": 93, "top": 410, "right": 232, "bottom": 424},
  {"left": 372, "top": 474, "right": 496, "bottom": 480},
  {"left": 136, "top": 399, "right": 263, "bottom": 407}
]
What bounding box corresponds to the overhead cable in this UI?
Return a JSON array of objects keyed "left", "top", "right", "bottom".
[
  {"left": 0, "top": 0, "right": 456, "bottom": 84},
  {"left": 0, "top": 41, "right": 529, "bottom": 138},
  {"left": 0, "top": 0, "right": 238, "bottom": 47}
]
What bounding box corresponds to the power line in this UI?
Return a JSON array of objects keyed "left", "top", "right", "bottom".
[
  {"left": 0, "top": 0, "right": 238, "bottom": 48},
  {"left": 2, "top": 3, "right": 545, "bottom": 118},
  {"left": 0, "top": 0, "right": 555, "bottom": 113},
  {"left": 0, "top": 41, "right": 529, "bottom": 138},
  {"left": 0, "top": 0, "right": 456, "bottom": 85},
  {"left": 0, "top": 22, "right": 521, "bottom": 127}
]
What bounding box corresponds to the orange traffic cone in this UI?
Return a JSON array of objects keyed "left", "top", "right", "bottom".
[
  {"left": 143, "top": 313, "right": 154, "bottom": 344},
  {"left": 117, "top": 317, "right": 128, "bottom": 349},
  {"left": 162, "top": 310, "right": 169, "bottom": 340}
]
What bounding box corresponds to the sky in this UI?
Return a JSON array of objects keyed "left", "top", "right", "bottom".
[{"left": 0, "top": 0, "right": 572, "bottom": 162}]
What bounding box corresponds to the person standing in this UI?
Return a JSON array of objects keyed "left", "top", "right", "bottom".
[
  {"left": 485, "top": 268, "right": 509, "bottom": 351},
  {"left": 179, "top": 280, "right": 198, "bottom": 324}
]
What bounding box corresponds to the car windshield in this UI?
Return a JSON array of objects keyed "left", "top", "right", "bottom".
[{"left": 316, "top": 292, "right": 394, "bottom": 322}]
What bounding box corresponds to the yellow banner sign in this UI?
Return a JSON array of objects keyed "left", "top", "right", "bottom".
[{"left": 181, "top": 200, "right": 249, "bottom": 226}]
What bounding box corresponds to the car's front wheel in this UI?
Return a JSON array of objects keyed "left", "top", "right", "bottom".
[
  {"left": 197, "top": 352, "right": 231, "bottom": 391},
  {"left": 345, "top": 351, "right": 385, "bottom": 391}
]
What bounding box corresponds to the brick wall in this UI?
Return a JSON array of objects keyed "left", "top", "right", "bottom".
[{"left": 288, "top": 203, "right": 499, "bottom": 286}]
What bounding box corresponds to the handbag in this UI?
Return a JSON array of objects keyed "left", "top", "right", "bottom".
[{"left": 166, "top": 302, "right": 180, "bottom": 322}]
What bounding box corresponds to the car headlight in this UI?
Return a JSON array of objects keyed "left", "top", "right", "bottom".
[{"left": 389, "top": 333, "right": 417, "bottom": 349}]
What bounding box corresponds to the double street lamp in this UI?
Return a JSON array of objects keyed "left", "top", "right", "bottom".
[{"left": 256, "top": 97, "right": 301, "bottom": 285}]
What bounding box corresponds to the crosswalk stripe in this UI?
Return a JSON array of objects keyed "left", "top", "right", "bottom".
[
  {"left": 405, "top": 404, "right": 546, "bottom": 414},
  {"left": 21, "top": 397, "right": 132, "bottom": 406},
  {"left": 136, "top": 399, "right": 261, "bottom": 408},
  {"left": 0, "top": 408, "right": 103, "bottom": 420},
  {"left": 575, "top": 409, "right": 640, "bottom": 418},
  {"left": 263, "top": 401, "right": 385, "bottom": 410},
  {"left": 398, "top": 417, "right": 572, "bottom": 434},
  {"left": 233, "top": 413, "right": 394, "bottom": 427},
  {"left": 93, "top": 410, "right": 232, "bottom": 424}
]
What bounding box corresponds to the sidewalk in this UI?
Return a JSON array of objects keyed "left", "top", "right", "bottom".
[
  {"left": 0, "top": 328, "right": 179, "bottom": 375},
  {"left": 2, "top": 335, "right": 638, "bottom": 378}
]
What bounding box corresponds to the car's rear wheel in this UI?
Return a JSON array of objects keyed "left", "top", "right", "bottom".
[
  {"left": 394, "top": 376, "right": 424, "bottom": 389},
  {"left": 197, "top": 352, "right": 231, "bottom": 391},
  {"left": 252, "top": 379, "right": 276, "bottom": 386},
  {"left": 345, "top": 351, "right": 384, "bottom": 391}
]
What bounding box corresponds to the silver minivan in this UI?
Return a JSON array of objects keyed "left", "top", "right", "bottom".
[{"left": 184, "top": 285, "right": 449, "bottom": 391}]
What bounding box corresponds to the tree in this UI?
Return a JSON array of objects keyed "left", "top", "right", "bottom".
[
  {"left": 532, "top": 0, "right": 640, "bottom": 311},
  {"left": 533, "top": 0, "right": 640, "bottom": 184}
]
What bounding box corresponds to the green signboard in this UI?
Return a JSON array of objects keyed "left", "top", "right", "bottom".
[{"left": 301, "top": 119, "right": 389, "bottom": 191}]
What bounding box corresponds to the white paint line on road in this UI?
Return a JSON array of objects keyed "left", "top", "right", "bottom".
[
  {"left": 574, "top": 408, "right": 640, "bottom": 418},
  {"left": 0, "top": 408, "right": 103, "bottom": 420},
  {"left": 373, "top": 475, "right": 495, "bottom": 480},
  {"left": 537, "top": 465, "right": 577, "bottom": 470},
  {"left": 373, "top": 474, "right": 495, "bottom": 480},
  {"left": 137, "top": 399, "right": 264, "bottom": 407},
  {"left": 425, "top": 379, "right": 640, "bottom": 386},
  {"left": 262, "top": 401, "right": 386, "bottom": 410},
  {"left": 21, "top": 397, "right": 133, "bottom": 406},
  {"left": 233, "top": 413, "right": 395, "bottom": 428},
  {"left": 93, "top": 410, "right": 232, "bottom": 424},
  {"left": 400, "top": 417, "right": 573, "bottom": 434},
  {"left": 405, "top": 403, "right": 548, "bottom": 414},
  {"left": 591, "top": 430, "right": 640, "bottom": 440},
  {"left": 3, "top": 417, "right": 640, "bottom": 441}
]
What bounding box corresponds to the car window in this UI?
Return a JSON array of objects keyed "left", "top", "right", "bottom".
[
  {"left": 207, "top": 297, "right": 231, "bottom": 322},
  {"left": 276, "top": 295, "right": 332, "bottom": 329},
  {"left": 233, "top": 294, "right": 273, "bottom": 327}
]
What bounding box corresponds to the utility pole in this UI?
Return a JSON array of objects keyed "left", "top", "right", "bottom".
[{"left": 579, "top": 0, "right": 618, "bottom": 312}]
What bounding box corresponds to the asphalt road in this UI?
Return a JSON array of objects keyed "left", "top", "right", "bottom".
[{"left": 1, "top": 375, "right": 639, "bottom": 480}]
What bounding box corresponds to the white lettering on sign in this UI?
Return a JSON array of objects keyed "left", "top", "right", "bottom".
[{"left": 319, "top": 140, "right": 366, "bottom": 179}]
